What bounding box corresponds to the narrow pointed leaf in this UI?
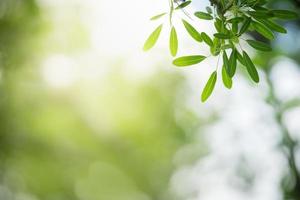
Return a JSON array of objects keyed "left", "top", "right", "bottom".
[
  {"left": 195, "top": 11, "right": 213, "bottom": 20},
  {"left": 243, "top": 51, "right": 260, "bottom": 83},
  {"left": 222, "top": 66, "right": 232, "bottom": 89},
  {"left": 236, "top": 51, "right": 246, "bottom": 66},
  {"left": 272, "top": 10, "right": 298, "bottom": 20},
  {"left": 175, "top": 0, "right": 191, "bottom": 9},
  {"left": 170, "top": 26, "right": 178, "bottom": 56},
  {"left": 214, "top": 33, "right": 232, "bottom": 39},
  {"left": 252, "top": 21, "right": 274, "bottom": 40},
  {"left": 182, "top": 19, "right": 203, "bottom": 42},
  {"left": 258, "top": 19, "right": 287, "bottom": 33},
  {"left": 201, "top": 71, "right": 217, "bottom": 102},
  {"left": 150, "top": 13, "right": 167, "bottom": 20},
  {"left": 246, "top": 40, "right": 272, "bottom": 51},
  {"left": 223, "top": 51, "right": 230, "bottom": 76},
  {"left": 228, "top": 49, "right": 237, "bottom": 77},
  {"left": 201, "top": 32, "right": 213, "bottom": 46},
  {"left": 143, "top": 24, "right": 163, "bottom": 51},
  {"left": 239, "top": 17, "right": 251, "bottom": 35},
  {"left": 173, "top": 55, "right": 206, "bottom": 67}
]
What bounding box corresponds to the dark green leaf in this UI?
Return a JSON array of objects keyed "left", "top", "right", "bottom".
[
  {"left": 214, "top": 33, "right": 232, "bottom": 39},
  {"left": 201, "top": 32, "right": 213, "bottom": 46},
  {"left": 222, "top": 65, "right": 232, "bottom": 89},
  {"left": 143, "top": 24, "right": 163, "bottom": 51},
  {"left": 236, "top": 51, "right": 246, "bottom": 66},
  {"left": 195, "top": 11, "right": 213, "bottom": 20},
  {"left": 248, "top": 10, "right": 273, "bottom": 18},
  {"left": 173, "top": 55, "right": 206, "bottom": 66},
  {"left": 223, "top": 51, "right": 230, "bottom": 76},
  {"left": 252, "top": 21, "right": 274, "bottom": 40},
  {"left": 272, "top": 10, "right": 298, "bottom": 20},
  {"left": 246, "top": 39, "right": 272, "bottom": 51},
  {"left": 182, "top": 19, "right": 203, "bottom": 42},
  {"left": 228, "top": 49, "right": 237, "bottom": 77},
  {"left": 201, "top": 71, "right": 217, "bottom": 102},
  {"left": 239, "top": 17, "right": 252, "bottom": 35},
  {"left": 170, "top": 26, "right": 178, "bottom": 56},
  {"left": 243, "top": 51, "right": 260, "bottom": 83},
  {"left": 228, "top": 17, "right": 244, "bottom": 23},
  {"left": 150, "top": 13, "right": 167, "bottom": 20},
  {"left": 258, "top": 19, "right": 287, "bottom": 33},
  {"left": 175, "top": 0, "right": 192, "bottom": 9}
]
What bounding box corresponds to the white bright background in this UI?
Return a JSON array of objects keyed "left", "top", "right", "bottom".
[{"left": 37, "top": 0, "right": 300, "bottom": 200}]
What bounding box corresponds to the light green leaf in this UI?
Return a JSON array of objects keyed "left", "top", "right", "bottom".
[
  {"left": 243, "top": 51, "right": 260, "bottom": 83},
  {"left": 222, "top": 66, "right": 232, "bottom": 89},
  {"left": 195, "top": 11, "right": 213, "bottom": 20},
  {"left": 173, "top": 55, "right": 206, "bottom": 67},
  {"left": 143, "top": 24, "right": 163, "bottom": 51},
  {"left": 246, "top": 40, "right": 272, "bottom": 51},
  {"left": 201, "top": 71, "right": 217, "bottom": 102},
  {"left": 201, "top": 32, "right": 213, "bottom": 46},
  {"left": 170, "top": 26, "right": 178, "bottom": 57},
  {"left": 150, "top": 13, "right": 167, "bottom": 21},
  {"left": 182, "top": 19, "right": 202, "bottom": 42}
]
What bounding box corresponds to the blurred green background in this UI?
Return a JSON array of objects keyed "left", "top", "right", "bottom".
[{"left": 0, "top": 0, "right": 300, "bottom": 200}]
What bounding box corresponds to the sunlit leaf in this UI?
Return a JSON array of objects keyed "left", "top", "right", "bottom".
[
  {"left": 201, "top": 71, "right": 217, "bottom": 102},
  {"left": 222, "top": 65, "right": 232, "bottom": 89},
  {"left": 143, "top": 24, "right": 163, "bottom": 51},
  {"left": 150, "top": 13, "right": 167, "bottom": 20},
  {"left": 201, "top": 32, "right": 213, "bottom": 46},
  {"left": 182, "top": 19, "right": 202, "bottom": 42},
  {"left": 173, "top": 55, "right": 206, "bottom": 67},
  {"left": 170, "top": 26, "right": 178, "bottom": 57}
]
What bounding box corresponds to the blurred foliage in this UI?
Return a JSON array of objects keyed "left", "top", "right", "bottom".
[{"left": 0, "top": 1, "right": 204, "bottom": 200}]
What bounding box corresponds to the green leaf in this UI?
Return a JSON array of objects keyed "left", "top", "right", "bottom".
[
  {"left": 195, "top": 11, "right": 213, "bottom": 20},
  {"left": 201, "top": 32, "right": 213, "bottom": 46},
  {"left": 222, "top": 65, "right": 232, "bottom": 89},
  {"left": 143, "top": 24, "right": 163, "bottom": 51},
  {"left": 228, "top": 49, "right": 237, "bottom": 77},
  {"left": 175, "top": 0, "right": 192, "bottom": 9},
  {"left": 252, "top": 21, "right": 274, "bottom": 40},
  {"left": 272, "top": 10, "right": 298, "bottom": 20},
  {"left": 243, "top": 51, "right": 260, "bottom": 83},
  {"left": 214, "top": 33, "right": 232, "bottom": 39},
  {"left": 173, "top": 55, "right": 206, "bottom": 67},
  {"left": 236, "top": 51, "right": 246, "bottom": 66},
  {"left": 258, "top": 19, "right": 287, "bottom": 33},
  {"left": 239, "top": 17, "right": 252, "bottom": 35},
  {"left": 170, "top": 26, "right": 178, "bottom": 57},
  {"left": 246, "top": 40, "right": 272, "bottom": 51},
  {"left": 228, "top": 17, "right": 244, "bottom": 23},
  {"left": 201, "top": 71, "right": 217, "bottom": 102},
  {"left": 150, "top": 13, "right": 167, "bottom": 20},
  {"left": 248, "top": 10, "right": 273, "bottom": 18},
  {"left": 182, "top": 19, "right": 203, "bottom": 42},
  {"left": 223, "top": 51, "right": 230, "bottom": 76}
]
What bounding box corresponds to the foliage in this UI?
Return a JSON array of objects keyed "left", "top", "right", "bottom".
[{"left": 143, "top": 0, "right": 298, "bottom": 102}]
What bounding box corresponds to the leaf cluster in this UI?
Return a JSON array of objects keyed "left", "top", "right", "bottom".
[{"left": 143, "top": 0, "right": 298, "bottom": 102}]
